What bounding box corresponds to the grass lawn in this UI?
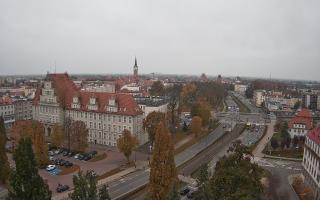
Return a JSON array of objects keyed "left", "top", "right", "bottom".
[
  {"left": 88, "top": 152, "right": 107, "bottom": 162},
  {"left": 59, "top": 165, "right": 80, "bottom": 175},
  {"left": 272, "top": 132, "right": 282, "bottom": 141},
  {"left": 267, "top": 148, "right": 304, "bottom": 159},
  {"left": 172, "top": 131, "right": 189, "bottom": 145}
]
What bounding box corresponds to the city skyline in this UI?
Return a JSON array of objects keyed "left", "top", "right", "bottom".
[{"left": 1, "top": 0, "right": 320, "bottom": 80}]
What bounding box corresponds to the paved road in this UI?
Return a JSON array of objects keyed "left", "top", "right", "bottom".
[
  {"left": 253, "top": 120, "right": 276, "bottom": 158},
  {"left": 179, "top": 124, "right": 244, "bottom": 176},
  {"left": 107, "top": 124, "right": 226, "bottom": 199}
]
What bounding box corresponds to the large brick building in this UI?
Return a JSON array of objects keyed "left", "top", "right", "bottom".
[
  {"left": 32, "top": 73, "right": 146, "bottom": 146},
  {"left": 303, "top": 127, "right": 320, "bottom": 199}
]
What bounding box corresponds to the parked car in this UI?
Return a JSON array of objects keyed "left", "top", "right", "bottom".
[
  {"left": 49, "top": 156, "right": 55, "bottom": 161},
  {"left": 67, "top": 152, "right": 75, "bottom": 157},
  {"left": 83, "top": 155, "right": 91, "bottom": 161},
  {"left": 62, "top": 151, "right": 69, "bottom": 156},
  {"left": 56, "top": 184, "right": 69, "bottom": 193},
  {"left": 65, "top": 161, "right": 73, "bottom": 167},
  {"left": 78, "top": 154, "right": 85, "bottom": 160},
  {"left": 74, "top": 154, "right": 80, "bottom": 159},
  {"left": 180, "top": 187, "right": 190, "bottom": 196},
  {"left": 48, "top": 151, "right": 55, "bottom": 156},
  {"left": 59, "top": 160, "right": 67, "bottom": 166},
  {"left": 46, "top": 165, "right": 56, "bottom": 171},
  {"left": 54, "top": 149, "right": 62, "bottom": 155}
]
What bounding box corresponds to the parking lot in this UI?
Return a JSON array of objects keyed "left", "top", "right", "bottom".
[{"left": 40, "top": 145, "right": 149, "bottom": 194}]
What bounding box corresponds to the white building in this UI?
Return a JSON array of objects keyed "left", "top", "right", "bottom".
[
  {"left": 0, "top": 96, "right": 15, "bottom": 130},
  {"left": 288, "top": 109, "right": 313, "bottom": 138},
  {"left": 253, "top": 90, "right": 266, "bottom": 107},
  {"left": 234, "top": 84, "right": 248, "bottom": 94},
  {"left": 33, "top": 73, "right": 147, "bottom": 146},
  {"left": 134, "top": 96, "right": 168, "bottom": 118},
  {"left": 303, "top": 127, "right": 320, "bottom": 199}
]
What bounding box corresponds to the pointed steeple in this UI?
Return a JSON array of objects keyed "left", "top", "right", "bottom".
[{"left": 134, "top": 57, "right": 137, "bottom": 67}]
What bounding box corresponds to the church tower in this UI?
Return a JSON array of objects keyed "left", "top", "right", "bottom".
[{"left": 133, "top": 57, "right": 139, "bottom": 82}]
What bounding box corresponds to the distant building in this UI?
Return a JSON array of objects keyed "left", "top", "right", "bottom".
[
  {"left": 253, "top": 90, "right": 266, "bottom": 107},
  {"left": 216, "top": 74, "right": 222, "bottom": 84},
  {"left": 302, "top": 93, "right": 318, "bottom": 111},
  {"left": 234, "top": 84, "right": 248, "bottom": 95},
  {"left": 82, "top": 81, "right": 115, "bottom": 93},
  {"left": 303, "top": 127, "right": 320, "bottom": 199},
  {"left": 0, "top": 96, "right": 15, "bottom": 130},
  {"left": 288, "top": 109, "right": 313, "bottom": 138},
  {"left": 33, "top": 73, "right": 146, "bottom": 146},
  {"left": 12, "top": 96, "right": 33, "bottom": 120},
  {"left": 200, "top": 73, "right": 208, "bottom": 82},
  {"left": 134, "top": 96, "right": 168, "bottom": 118}
]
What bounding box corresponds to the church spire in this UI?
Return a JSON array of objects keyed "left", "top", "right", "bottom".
[{"left": 134, "top": 57, "right": 137, "bottom": 66}]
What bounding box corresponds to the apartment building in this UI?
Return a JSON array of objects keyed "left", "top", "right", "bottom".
[
  {"left": 0, "top": 96, "right": 15, "bottom": 130},
  {"left": 33, "top": 73, "right": 146, "bottom": 146},
  {"left": 253, "top": 90, "right": 266, "bottom": 107},
  {"left": 303, "top": 127, "right": 320, "bottom": 200},
  {"left": 12, "top": 96, "right": 33, "bottom": 120}
]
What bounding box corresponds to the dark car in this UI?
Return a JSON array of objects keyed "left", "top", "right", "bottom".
[
  {"left": 67, "top": 152, "right": 75, "bottom": 157},
  {"left": 62, "top": 151, "right": 69, "bottom": 156},
  {"left": 65, "top": 161, "right": 73, "bottom": 167},
  {"left": 59, "top": 159, "right": 67, "bottom": 166},
  {"left": 78, "top": 154, "right": 85, "bottom": 160},
  {"left": 54, "top": 158, "right": 61, "bottom": 165},
  {"left": 83, "top": 155, "right": 91, "bottom": 161},
  {"left": 187, "top": 191, "right": 198, "bottom": 199},
  {"left": 180, "top": 187, "right": 190, "bottom": 196},
  {"left": 56, "top": 184, "right": 69, "bottom": 193},
  {"left": 88, "top": 151, "right": 97, "bottom": 157}
]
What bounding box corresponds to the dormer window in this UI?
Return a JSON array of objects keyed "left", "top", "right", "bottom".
[
  {"left": 73, "top": 96, "right": 79, "bottom": 103},
  {"left": 44, "top": 81, "right": 52, "bottom": 89},
  {"left": 90, "top": 97, "right": 96, "bottom": 105},
  {"left": 109, "top": 97, "right": 116, "bottom": 106}
]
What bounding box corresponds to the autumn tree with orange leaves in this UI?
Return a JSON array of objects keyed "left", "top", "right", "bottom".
[
  {"left": 191, "top": 116, "right": 202, "bottom": 138},
  {"left": 11, "top": 120, "right": 49, "bottom": 168},
  {"left": 70, "top": 120, "right": 88, "bottom": 152},
  {"left": 149, "top": 122, "right": 178, "bottom": 200}
]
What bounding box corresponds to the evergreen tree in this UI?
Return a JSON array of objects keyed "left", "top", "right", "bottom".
[
  {"left": 195, "top": 164, "right": 212, "bottom": 200},
  {"left": 0, "top": 116, "right": 10, "bottom": 184},
  {"left": 167, "top": 183, "right": 180, "bottom": 200},
  {"left": 7, "top": 137, "right": 51, "bottom": 200},
  {"left": 149, "top": 122, "right": 178, "bottom": 200},
  {"left": 69, "top": 170, "right": 98, "bottom": 200},
  {"left": 98, "top": 185, "right": 111, "bottom": 200}
]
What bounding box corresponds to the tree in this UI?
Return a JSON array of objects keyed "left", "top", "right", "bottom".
[
  {"left": 285, "top": 137, "right": 291, "bottom": 148},
  {"left": 7, "top": 137, "right": 51, "bottom": 200},
  {"left": 149, "top": 81, "right": 165, "bottom": 96},
  {"left": 149, "top": 122, "right": 178, "bottom": 200},
  {"left": 32, "top": 122, "right": 49, "bottom": 168},
  {"left": 195, "top": 164, "right": 213, "bottom": 200},
  {"left": 64, "top": 117, "right": 72, "bottom": 151},
  {"left": 270, "top": 137, "right": 279, "bottom": 150},
  {"left": 167, "top": 183, "right": 180, "bottom": 200},
  {"left": 191, "top": 101, "right": 211, "bottom": 126},
  {"left": 117, "top": 129, "right": 138, "bottom": 163},
  {"left": 70, "top": 120, "right": 88, "bottom": 152},
  {"left": 10, "top": 120, "right": 49, "bottom": 168},
  {"left": 165, "top": 84, "right": 182, "bottom": 127},
  {"left": 69, "top": 170, "right": 98, "bottom": 200},
  {"left": 98, "top": 185, "right": 111, "bottom": 200},
  {"left": 293, "top": 101, "right": 301, "bottom": 110},
  {"left": 191, "top": 116, "right": 202, "bottom": 138},
  {"left": 209, "top": 141, "right": 265, "bottom": 200},
  {"left": 143, "top": 111, "right": 166, "bottom": 145},
  {"left": 0, "top": 117, "right": 10, "bottom": 184},
  {"left": 51, "top": 124, "right": 63, "bottom": 148}
]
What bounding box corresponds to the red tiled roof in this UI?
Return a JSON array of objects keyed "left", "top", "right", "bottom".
[
  {"left": 0, "top": 96, "right": 13, "bottom": 105},
  {"left": 307, "top": 127, "right": 320, "bottom": 145},
  {"left": 33, "top": 73, "right": 142, "bottom": 116},
  {"left": 288, "top": 109, "right": 313, "bottom": 130},
  {"left": 296, "top": 109, "right": 312, "bottom": 118}
]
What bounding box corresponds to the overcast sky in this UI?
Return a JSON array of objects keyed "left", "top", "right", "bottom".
[{"left": 0, "top": 0, "right": 319, "bottom": 80}]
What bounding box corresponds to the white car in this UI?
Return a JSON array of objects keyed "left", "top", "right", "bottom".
[
  {"left": 46, "top": 165, "right": 56, "bottom": 171},
  {"left": 74, "top": 154, "right": 80, "bottom": 159},
  {"left": 48, "top": 151, "right": 54, "bottom": 156},
  {"left": 49, "top": 156, "right": 55, "bottom": 161}
]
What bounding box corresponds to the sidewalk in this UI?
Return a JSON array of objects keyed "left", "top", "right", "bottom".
[{"left": 252, "top": 120, "right": 275, "bottom": 158}]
